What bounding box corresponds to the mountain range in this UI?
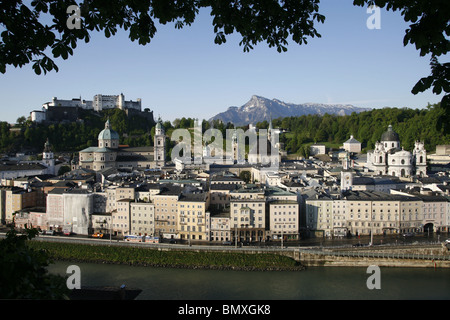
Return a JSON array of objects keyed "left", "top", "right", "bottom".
[{"left": 209, "top": 95, "right": 372, "bottom": 126}]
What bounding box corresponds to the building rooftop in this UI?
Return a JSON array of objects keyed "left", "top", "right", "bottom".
[{"left": 342, "top": 190, "right": 420, "bottom": 202}]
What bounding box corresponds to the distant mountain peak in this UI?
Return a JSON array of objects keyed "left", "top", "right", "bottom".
[{"left": 209, "top": 95, "right": 371, "bottom": 126}]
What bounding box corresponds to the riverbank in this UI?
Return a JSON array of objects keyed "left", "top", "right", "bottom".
[
  {"left": 28, "top": 236, "right": 450, "bottom": 271},
  {"left": 300, "top": 243, "right": 450, "bottom": 268},
  {"left": 28, "top": 240, "right": 306, "bottom": 271}
]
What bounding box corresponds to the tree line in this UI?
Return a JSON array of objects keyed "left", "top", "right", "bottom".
[
  {"left": 0, "top": 108, "right": 155, "bottom": 154},
  {"left": 257, "top": 104, "right": 449, "bottom": 155},
  {"left": 1, "top": 104, "right": 448, "bottom": 158}
]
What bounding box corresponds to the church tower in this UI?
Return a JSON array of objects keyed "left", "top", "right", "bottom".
[
  {"left": 340, "top": 152, "right": 353, "bottom": 191},
  {"left": 154, "top": 117, "right": 166, "bottom": 167},
  {"left": 42, "top": 138, "right": 55, "bottom": 175},
  {"left": 413, "top": 140, "right": 427, "bottom": 177}
]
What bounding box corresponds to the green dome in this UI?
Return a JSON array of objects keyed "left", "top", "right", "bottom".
[{"left": 98, "top": 119, "right": 119, "bottom": 141}]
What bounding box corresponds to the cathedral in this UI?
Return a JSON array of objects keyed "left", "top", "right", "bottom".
[
  {"left": 75, "top": 118, "right": 165, "bottom": 171},
  {"left": 366, "top": 125, "right": 427, "bottom": 177}
]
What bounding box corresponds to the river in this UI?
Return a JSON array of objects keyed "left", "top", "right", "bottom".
[{"left": 47, "top": 261, "right": 450, "bottom": 300}]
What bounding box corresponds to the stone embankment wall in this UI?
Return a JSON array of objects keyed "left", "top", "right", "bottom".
[{"left": 299, "top": 244, "right": 450, "bottom": 268}]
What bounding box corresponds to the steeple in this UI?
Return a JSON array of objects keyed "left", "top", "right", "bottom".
[{"left": 42, "top": 138, "right": 55, "bottom": 175}]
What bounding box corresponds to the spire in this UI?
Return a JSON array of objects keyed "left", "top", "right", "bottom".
[{"left": 44, "top": 138, "right": 52, "bottom": 153}]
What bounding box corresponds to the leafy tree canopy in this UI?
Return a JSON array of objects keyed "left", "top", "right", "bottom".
[
  {"left": 0, "top": 0, "right": 448, "bottom": 131},
  {"left": 0, "top": 225, "right": 69, "bottom": 299},
  {"left": 0, "top": 0, "right": 324, "bottom": 75}
]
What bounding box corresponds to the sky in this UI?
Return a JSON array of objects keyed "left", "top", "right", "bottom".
[{"left": 0, "top": 0, "right": 447, "bottom": 124}]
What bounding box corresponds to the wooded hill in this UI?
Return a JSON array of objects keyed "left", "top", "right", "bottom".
[
  {"left": 0, "top": 108, "right": 155, "bottom": 154},
  {"left": 1, "top": 104, "right": 448, "bottom": 157},
  {"left": 260, "top": 103, "right": 449, "bottom": 157}
]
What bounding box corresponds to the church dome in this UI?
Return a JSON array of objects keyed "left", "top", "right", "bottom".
[
  {"left": 381, "top": 125, "right": 399, "bottom": 142},
  {"left": 98, "top": 119, "right": 119, "bottom": 141}
]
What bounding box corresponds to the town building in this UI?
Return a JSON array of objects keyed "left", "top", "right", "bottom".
[
  {"left": 46, "top": 188, "right": 65, "bottom": 232},
  {"left": 310, "top": 144, "right": 326, "bottom": 156},
  {"left": 153, "top": 185, "right": 182, "bottom": 239},
  {"left": 130, "top": 201, "right": 155, "bottom": 236},
  {"left": 113, "top": 199, "right": 132, "bottom": 237},
  {"left": 62, "top": 189, "right": 94, "bottom": 235},
  {"left": 230, "top": 185, "right": 267, "bottom": 242},
  {"left": 178, "top": 193, "right": 210, "bottom": 242},
  {"left": 342, "top": 135, "right": 362, "bottom": 153},
  {"left": 0, "top": 140, "right": 55, "bottom": 180},
  {"left": 210, "top": 211, "right": 231, "bottom": 243},
  {"left": 266, "top": 186, "right": 300, "bottom": 240},
  {"left": 0, "top": 186, "right": 38, "bottom": 225}
]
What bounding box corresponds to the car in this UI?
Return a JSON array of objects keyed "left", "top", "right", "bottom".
[
  {"left": 402, "top": 232, "right": 415, "bottom": 237},
  {"left": 222, "top": 241, "right": 232, "bottom": 245},
  {"left": 45, "top": 230, "right": 55, "bottom": 235},
  {"left": 352, "top": 243, "right": 366, "bottom": 247},
  {"left": 169, "top": 239, "right": 177, "bottom": 244},
  {"left": 445, "top": 239, "right": 450, "bottom": 244},
  {"left": 92, "top": 233, "right": 104, "bottom": 238}
]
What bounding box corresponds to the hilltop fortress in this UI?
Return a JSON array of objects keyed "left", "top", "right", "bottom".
[{"left": 30, "top": 93, "right": 150, "bottom": 123}]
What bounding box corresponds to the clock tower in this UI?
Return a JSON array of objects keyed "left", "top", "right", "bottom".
[
  {"left": 154, "top": 117, "right": 166, "bottom": 167},
  {"left": 340, "top": 152, "right": 353, "bottom": 191}
]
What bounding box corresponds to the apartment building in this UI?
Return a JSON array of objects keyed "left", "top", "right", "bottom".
[
  {"left": 135, "top": 183, "right": 162, "bottom": 203},
  {"left": 178, "top": 193, "right": 210, "bottom": 241},
  {"left": 62, "top": 189, "right": 94, "bottom": 235},
  {"left": 305, "top": 190, "right": 427, "bottom": 237},
  {"left": 130, "top": 201, "right": 155, "bottom": 236},
  {"left": 209, "top": 183, "right": 237, "bottom": 208},
  {"left": 210, "top": 212, "right": 231, "bottom": 242},
  {"left": 418, "top": 194, "right": 449, "bottom": 233},
  {"left": 268, "top": 200, "right": 299, "bottom": 240},
  {"left": 14, "top": 207, "right": 46, "bottom": 230},
  {"left": 153, "top": 185, "right": 182, "bottom": 239},
  {"left": 305, "top": 192, "right": 334, "bottom": 237},
  {"left": 332, "top": 199, "right": 347, "bottom": 237},
  {"left": 230, "top": 198, "right": 267, "bottom": 242},
  {"left": 0, "top": 186, "right": 38, "bottom": 224},
  {"left": 391, "top": 190, "right": 449, "bottom": 233},
  {"left": 230, "top": 185, "right": 267, "bottom": 242},
  {"left": 113, "top": 199, "right": 131, "bottom": 236},
  {"left": 266, "top": 187, "right": 300, "bottom": 240},
  {"left": 116, "top": 184, "right": 136, "bottom": 201},
  {"left": 46, "top": 188, "right": 65, "bottom": 231}
]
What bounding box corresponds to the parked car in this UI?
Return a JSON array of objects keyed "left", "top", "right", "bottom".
[
  {"left": 45, "top": 230, "right": 55, "bottom": 235},
  {"left": 445, "top": 239, "right": 450, "bottom": 244},
  {"left": 402, "top": 232, "right": 415, "bottom": 237},
  {"left": 222, "top": 241, "right": 232, "bottom": 245},
  {"left": 352, "top": 243, "right": 366, "bottom": 247},
  {"left": 92, "top": 233, "right": 104, "bottom": 238}
]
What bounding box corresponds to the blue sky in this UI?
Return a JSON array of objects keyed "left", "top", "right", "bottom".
[{"left": 0, "top": 0, "right": 446, "bottom": 124}]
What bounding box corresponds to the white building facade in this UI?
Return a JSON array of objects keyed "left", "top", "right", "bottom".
[{"left": 366, "top": 125, "right": 427, "bottom": 177}]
